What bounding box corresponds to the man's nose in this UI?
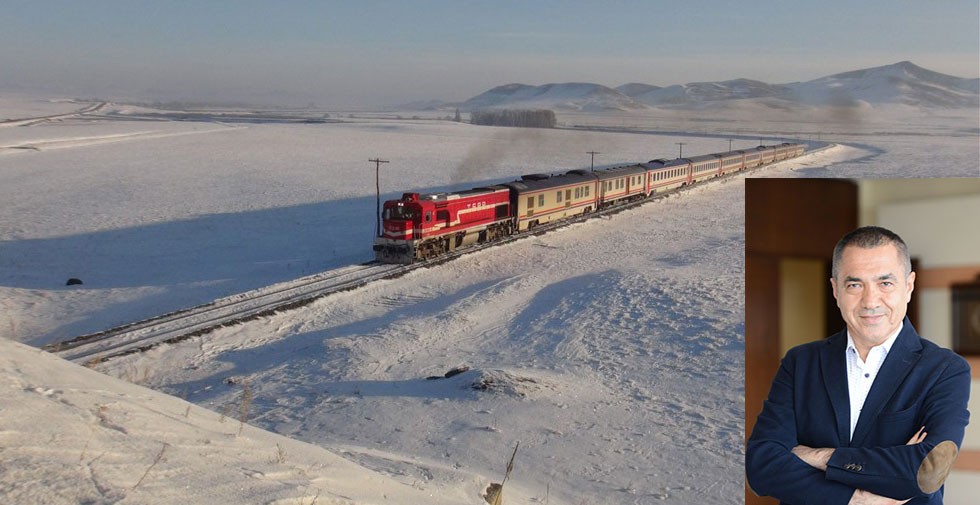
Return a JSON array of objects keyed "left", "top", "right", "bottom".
[{"left": 860, "top": 285, "right": 880, "bottom": 308}]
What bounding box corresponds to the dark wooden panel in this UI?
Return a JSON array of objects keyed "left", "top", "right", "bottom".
[
  {"left": 746, "top": 178, "right": 858, "bottom": 258},
  {"left": 745, "top": 253, "right": 781, "bottom": 505}
]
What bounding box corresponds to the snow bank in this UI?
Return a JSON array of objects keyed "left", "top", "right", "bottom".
[{"left": 0, "top": 337, "right": 488, "bottom": 505}]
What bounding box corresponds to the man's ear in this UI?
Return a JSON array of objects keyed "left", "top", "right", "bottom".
[
  {"left": 906, "top": 271, "right": 916, "bottom": 302},
  {"left": 830, "top": 277, "right": 839, "bottom": 302}
]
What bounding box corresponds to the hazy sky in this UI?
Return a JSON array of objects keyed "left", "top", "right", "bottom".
[{"left": 2, "top": 0, "right": 977, "bottom": 108}]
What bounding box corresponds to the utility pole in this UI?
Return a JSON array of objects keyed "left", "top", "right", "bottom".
[
  {"left": 369, "top": 158, "right": 389, "bottom": 238},
  {"left": 728, "top": 138, "right": 733, "bottom": 151},
  {"left": 675, "top": 142, "right": 686, "bottom": 158},
  {"left": 587, "top": 151, "right": 600, "bottom": 172}
]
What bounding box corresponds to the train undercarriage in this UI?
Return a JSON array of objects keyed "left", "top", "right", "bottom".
[{"left": 374, "top": 220, "right": 515, "bottom": 264}]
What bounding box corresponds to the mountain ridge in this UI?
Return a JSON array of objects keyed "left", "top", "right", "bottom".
[{"left": 448, "top": 62, "right": 978, "bottom": 112}]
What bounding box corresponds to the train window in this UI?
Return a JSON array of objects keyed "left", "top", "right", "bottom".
[
  {"left": 496, "top": 204, "right": 508, "bottom": 219},
  {"left": 566, "top": 189, "right": 571, "bottom": 200},
  {"left": 538, "top": 194, "right": 544, "bottom": 207},
  {"left": 437, "top": 210, "right": 449, "bottom": 221},
  {"left": 584, "top": 185, "right": 589, "bottom": 196},
  {"left": 425, "top": 211, "right": 432, "bottom": 222},
  {"left": 383, "top": 206, "right": 418, "bottom": 221},
  {"left": 556, "top": 191, "right": 562, "bottom": 203},
  {"left": 527, "top": 196, "right": 534, "bottom": 208}
]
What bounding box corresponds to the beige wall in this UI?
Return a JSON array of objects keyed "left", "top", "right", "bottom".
[
  {"left": 870, "top": 181, "right": 980, "bottom": 498},
  {"left": 858, "top": 178, "right": 980, "bottom": 226}
]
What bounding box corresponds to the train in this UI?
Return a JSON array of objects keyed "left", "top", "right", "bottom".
[{"left": 373, "top": 142, "right": 806, "bottom": 263}]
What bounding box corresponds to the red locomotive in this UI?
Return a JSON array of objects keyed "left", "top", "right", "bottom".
[{"left": 375, "top": 186, "right": 514, "bottom": 262}]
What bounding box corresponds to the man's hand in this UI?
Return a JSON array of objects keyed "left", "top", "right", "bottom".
[
  {"left": 848, "top": 489, "right": 911, "bottom": 505},
  {"left": 791, "top": 445, "right": 834, "bottom": 471},
  {"left": 792, "top": 426, "right": 926, "bottom": 473},
  {"left": 808, "top": 428, "right": 927, "bottom": 504},
  {"left": 907, "top": 426, "right": 926, "bottom": 445}
]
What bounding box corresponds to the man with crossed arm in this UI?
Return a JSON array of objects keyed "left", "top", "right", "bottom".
[{"left": 746, "top": 226, "right": 970, "bottom": 504}]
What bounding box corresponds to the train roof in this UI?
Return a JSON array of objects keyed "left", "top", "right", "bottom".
[
  {"left": 716, "top": 150, "right": 744, "bottom": 158},
  {"left": 686, "top": 154, "right": 718, "bottom": 163},
  {"left": 417, "top": 185, "right": 508, "bottom": 202},
  {"left": 594, "top": 164, "right": 645, "bottom": 180},
  {"left": 644, "top": 158, "right": 671, "bottom": 167},
  {"left": 502, "top": 170, "right": 597, "bottom": 192},
  {"left": 660, "top": 158, "right": 691, "bottom": 168}
]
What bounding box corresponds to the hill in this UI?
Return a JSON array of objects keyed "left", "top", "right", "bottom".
[
  {"left": 457, "top": 62, "right": 978, "bottom": 111},
  {"left": 459, "top": 82, "right": 648, "bottom": 112}
]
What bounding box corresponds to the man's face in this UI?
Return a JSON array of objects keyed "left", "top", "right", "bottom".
[{"left": 830, "top": 243, "right": 914, "bottom": 348}]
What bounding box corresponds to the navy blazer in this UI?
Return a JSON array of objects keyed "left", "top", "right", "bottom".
[{"left": 746, "top": 318, "right": 971, "bottom": 504}]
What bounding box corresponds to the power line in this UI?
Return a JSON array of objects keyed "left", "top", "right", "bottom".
[
  {"left": 369, "top": 158, "right": 389, "bottom": 238},
  {"left": 587, "top": 151, "right": 600, "bottom": 172},
  {"left": 675, "top": 142, "right": 686, "bottom": 158}
]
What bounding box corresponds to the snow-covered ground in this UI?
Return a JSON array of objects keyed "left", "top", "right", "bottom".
[
  {"left": 0, "top": 337, "right": 487, "bottom": 505},
  {"left": 1, "top": 94, "right": 977, "bottom": 504}
]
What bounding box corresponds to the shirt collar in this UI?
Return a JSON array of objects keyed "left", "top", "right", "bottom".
[{"left": 846, "top": 321, "right": 903, "bottom": 356}]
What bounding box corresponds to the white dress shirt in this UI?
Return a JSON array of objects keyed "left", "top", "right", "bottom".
[{"left": 845, "top": 322, "right": 903, "bottom": 441}]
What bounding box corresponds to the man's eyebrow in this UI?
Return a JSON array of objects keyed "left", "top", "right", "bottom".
[{"left": 843, "top": 274, "right": 897, "bottom": 283}]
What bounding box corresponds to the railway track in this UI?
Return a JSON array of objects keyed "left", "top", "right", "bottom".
[
  {"left": 46, "top": 144, "right": 831, "bottom": 363},
  {"left": 1, "top": 102, "right": 108, "bottom": 127},
  {"left": 47, "top": 262, "right": 410, "bottom": 363}
]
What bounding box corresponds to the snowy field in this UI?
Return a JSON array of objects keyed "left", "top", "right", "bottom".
[{"left": 1, "top": 93, "right": 978, "bottom": 504}]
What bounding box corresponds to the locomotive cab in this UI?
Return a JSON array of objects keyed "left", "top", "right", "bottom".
[
  {"left": 374, "top": 192, "right": 439, "bottom": 263},
  {"left": 380, "top": 193, "right": 426, "bottom": 241}
]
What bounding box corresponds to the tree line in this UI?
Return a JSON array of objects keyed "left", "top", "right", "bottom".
[{"left": 470, "top": 109, "right": 556, "bottom": 128}]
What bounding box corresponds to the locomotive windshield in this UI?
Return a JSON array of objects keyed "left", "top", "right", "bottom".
[{"left": 383, "top": 206, "right": 419, "bottom": 221}]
